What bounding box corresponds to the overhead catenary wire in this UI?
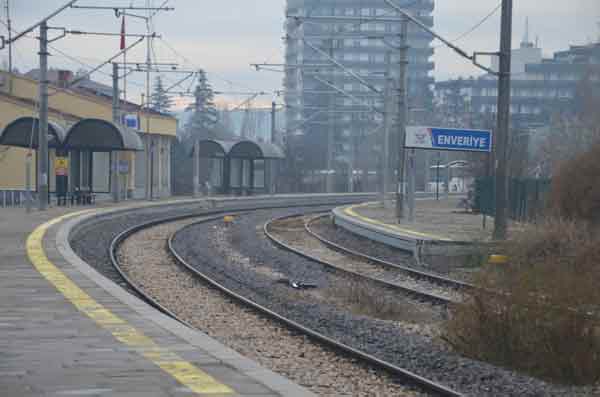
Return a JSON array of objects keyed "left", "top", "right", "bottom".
[{"left": 432, "top": 2, "right": 502, "bottom": 49}]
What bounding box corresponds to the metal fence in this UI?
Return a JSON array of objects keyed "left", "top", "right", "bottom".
[
  {"left": 1, "top": 190, "right": 24, "bottom": 207},
  {"left": 474, "top": 177, "right": 551, "bottom": 222}
]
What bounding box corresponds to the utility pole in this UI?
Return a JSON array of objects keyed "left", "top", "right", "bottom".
[
  {"left": 38, "top": 21, "right": 49, "bottom": 211},
  {"left": 271, "top": 101, "right": 277, "bottom": 144},
  {"left": 145, "top": 25, "right": 153, "bottom": 201},
  {"left": 396, "top": 14, "right": 409, "bottom": 222},
  {"left": 5, "top": 0, "right": 11, "bottom": 74},
  {"left": 326, "top": 39, "right": 335, "bottom": 193},
  {"left": 381, "top": 53, "right": 392, "bottom": 205},
  {"left": 436, "top": 153, "right": 441, "bottom": 201},
  {"left": 408, "top": 148, "right": 415, "bottom": 222},
  {"left": 112, "top": 62, "right": 120, "bottom": 203},
  {"left": 494, "top": 0, "right": 513, "bottom": 240}
]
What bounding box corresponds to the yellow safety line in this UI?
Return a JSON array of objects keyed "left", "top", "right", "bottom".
[
  {"left": 344, "top": 203, "right": 453, "bottom": 242},
  {"left": 26, "top": 212, "right": 234, "bottom": 395}
]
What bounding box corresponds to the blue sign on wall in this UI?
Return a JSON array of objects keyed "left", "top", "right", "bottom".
[{"left": 405, "top": 126, "right": 493, "bottom": 153}]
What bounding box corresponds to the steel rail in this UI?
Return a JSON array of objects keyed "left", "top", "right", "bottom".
[
  {"left": 107, "top": 196, "right": 375, "bottom": 325},
  {"left": 264, "top": 213, "right": 452, "bottom": 306},
  {"left": 106, "top": 202, "right": 463, "bottom": 396},
  {"left": 170, "top": 217, "right": 463, "bottom": 397},
  {"left": 305, "top": 214, "right": 475, "bottom": 292}
]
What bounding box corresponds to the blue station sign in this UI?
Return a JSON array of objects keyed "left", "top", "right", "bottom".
[{"left": 405, "top": 126, "right": 493, "bottom": 153}]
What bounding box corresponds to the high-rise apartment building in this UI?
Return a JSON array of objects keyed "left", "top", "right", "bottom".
[{"left": 284, "top": 0, "right": 435, "bottom": 190}]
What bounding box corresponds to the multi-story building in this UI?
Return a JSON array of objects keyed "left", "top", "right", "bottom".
[
  {"left": 284, "top": 0, "right": 435, "bottom": 191},
  {"left": 436, "top": 35, "right": 600, "bottom": 128}
]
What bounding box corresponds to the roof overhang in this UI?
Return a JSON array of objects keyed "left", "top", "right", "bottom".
[
  {"left": 191, "top": 139, "right": 284, "bottom": 160},
  {"left": 64, "top": 118, "right": 143, "bottom": 151},
  {"left": 0, "top": 117, "right": 67, "bottom": 149}
]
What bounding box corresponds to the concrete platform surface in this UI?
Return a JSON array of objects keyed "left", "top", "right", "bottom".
[
  {"left": 0, "top": 202, "right": 316, "bottom": 397},
  {"left": 343, "top": 199, "right": 494, "bottom": 243}
]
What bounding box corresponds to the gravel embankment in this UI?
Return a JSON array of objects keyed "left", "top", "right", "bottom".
[
  {"left": 171, "top": 208, "right": 599, "bottom": 397},
  {"left": 70, "top": 202, "right": 209, "bottom": 294},
  {"left": 117, "top": 219, "right": 424, "bottom": 397},
  {"left": 269, "top": 215, "right": 462, "bottom": 302}
]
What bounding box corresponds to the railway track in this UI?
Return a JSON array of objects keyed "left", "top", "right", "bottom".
[
  {"left": 64, "top": 199, "right": 595, "bottom": 397},
  {"left": 306, "top": 214, "right": 475, "bottom": 292},
  {"left": 109, "top": 208, "right": 463, "bottom": 397},
  {"left": 264, "top": 213, "right": 459, "bottom": 306}
]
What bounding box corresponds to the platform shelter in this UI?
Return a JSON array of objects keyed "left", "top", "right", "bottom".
[
  {"left": 0, "top": 116, "right": 143, "bottom": 203},
  {"left": 192, "top": 139, "right": 284, "bottom": 195}
]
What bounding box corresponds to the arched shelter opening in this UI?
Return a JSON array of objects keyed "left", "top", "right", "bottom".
[
  {"left": 0, "top": 117, "right": 68, "bottom": 197},
  {"left": 192, "top": 139, "right": 284, "bottom": 195},
  {"left": 63, "top": 118, "right": 143, "bottom": 199}
]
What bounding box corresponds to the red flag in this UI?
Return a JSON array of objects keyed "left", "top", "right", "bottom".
[{"left": 120, "top": 15, "right": 126, "bottom": 50}]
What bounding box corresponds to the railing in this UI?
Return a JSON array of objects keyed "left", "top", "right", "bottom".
[
  {"left": 0, "top": 189, "right": 33, "bottom": 208},
  {"left": 474, "top": 177, "right": 551, "bottom": 222}
]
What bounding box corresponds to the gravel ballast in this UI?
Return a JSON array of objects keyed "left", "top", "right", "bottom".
[
  {"left": 268, "top": 215, "right": 462, "bottom": 303},
  {"left": 171, "top": 208, "right": 599, "bottom": 397},
  {"left": 117, "top": 219, "right": 423, "bottom": 397}
]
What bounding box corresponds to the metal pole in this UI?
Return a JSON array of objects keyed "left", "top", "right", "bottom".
[
  {"left": 6, "top": 0, "right": 12, "bottom": 74},
  {"left": 271, "top": 101, "right": 276, "bottom": 144},
  {"left": 395, "top": 14, "right": 409, "bottom": 222},
  {"left": 381, "top": 54, "right": 392, "bottom": 205},
  {"left": 408, "top": 149, "right": 415, "bottom": 222},
  {"left": 149, "top": 138, "right": 154, "bottom": 201},
  {"left": 193, "top": 139, "right": 200, "bottom": 197},
  {"left": 25, "top": 153, "right": 32, "bottom": 213},
  {"left": 493, "top": 0, "right": 513, "bottom": 240},
  {"left": 326, "top": 39, "right": 335, "bottom": 193},
  {"left": 436, "top": 156, "right": 440, "bottom": 201},
  {"left": 38, "top": 21, "right": 49, "bottom": 211},
  {"left": 111, "top": 62, "right": 120, "bottom": 203},
  {"left": 145, "top": 28, "right": 152, "bottom": 200}
]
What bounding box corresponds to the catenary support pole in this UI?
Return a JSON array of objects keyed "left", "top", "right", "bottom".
[
  {"left": 395, "top": 14, "right": 409, "bottom": 222},
  {"left": 271, "top": 101, "right": 276, "bottom": 144},
  {"left": 381, "top": 53, "right": 392, "bottom": 205},
  {"left": 436, "top": 155, "right": 440, "bottom": 201},
  {"left": 38, "top": 21, "right": 49, "bottom": 211},
  {"left": 111, "top": 63, "right": 121, "bottom": 203},
  {"left": 494, "top": 0, "right": 513, "bottom": 240},
  {"left": 408, "top": 149, "right": 416, "bottom": 222},
  {"left": 326, "top": 39, "right": 335, "bottom": 193},
  {"left": 25, "top": 153, "right": 32, "bottom": 212},
  {"left": 193, "top": 139, "right": 200, "bottom": 197}
]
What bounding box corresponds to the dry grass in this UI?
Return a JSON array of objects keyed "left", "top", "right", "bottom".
[
  {"left": 550, "top": 143, "right": 600, "bottom": 224},
  {"left": 325, "top": 278, "right": 433, "bottom": 323},
  {"left": 444, "top": 219, "right": 600, "bottom": 385}
]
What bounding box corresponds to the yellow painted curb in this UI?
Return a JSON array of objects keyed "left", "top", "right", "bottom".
[
  {"left": 26, "top": 212, "right": 234, "bottom": 395},
  {"left": 344, "top": 202, "right": 453, "bottom": 242}
]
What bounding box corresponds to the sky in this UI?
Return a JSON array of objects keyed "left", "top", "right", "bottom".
[{"left": 3, "top": 0, "right": 599, "bottom": 110}]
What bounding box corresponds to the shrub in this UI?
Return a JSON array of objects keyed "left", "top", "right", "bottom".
[
  {"left": 444, "top": 219, "right": 600, "bottom": 385},
  {"left": 550, "top": 143, "right": 600, "bottom": 224}
]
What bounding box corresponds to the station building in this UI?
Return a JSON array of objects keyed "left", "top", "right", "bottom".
[{"left": 0, "top": 70, "right": 177, "bottom": 203}]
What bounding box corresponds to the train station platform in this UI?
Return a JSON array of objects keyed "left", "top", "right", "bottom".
[
  {"left": 332, "top": 198, "right": 496, "bottom": 264},
  {"left": 0, "top": 201, "right": 316, "bottom": 397}
]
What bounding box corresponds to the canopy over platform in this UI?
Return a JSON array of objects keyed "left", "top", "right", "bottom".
[
  {"left": 192, "top": 139, "right": 284, "bottom": 159},
  {"left": 0, "top": 117, "right": 67, "bottom": 149},
  {"left": 63, "top": 119, "right": 143, "bottom": 151},
  {"left": 0, "top": 117, "right": 143, "bottom": 151}
]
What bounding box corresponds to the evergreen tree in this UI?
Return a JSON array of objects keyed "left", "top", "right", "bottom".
[
  {"left": 186, "top": 70, "right": 218, "bottom": 140},
  {"left": 150, "top": 75, "right": 173, "bottom": 114}
]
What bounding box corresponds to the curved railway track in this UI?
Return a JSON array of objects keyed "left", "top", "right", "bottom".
[
  {"left": 305, "top": 214, "right": 475, "bottom": 292},
  {"left": 109, "top": 208, "right": 463, "bottom": 397},
  {"left": 64, "top": 199, "right": 593, "bottom": 397},
  {"left": 264, "top": 214, "right": 455, "bottom": 306}
]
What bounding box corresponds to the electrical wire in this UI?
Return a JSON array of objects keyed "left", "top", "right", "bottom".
[{"left": 453, "top": 3, "right": 502, "bottom": 43}]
